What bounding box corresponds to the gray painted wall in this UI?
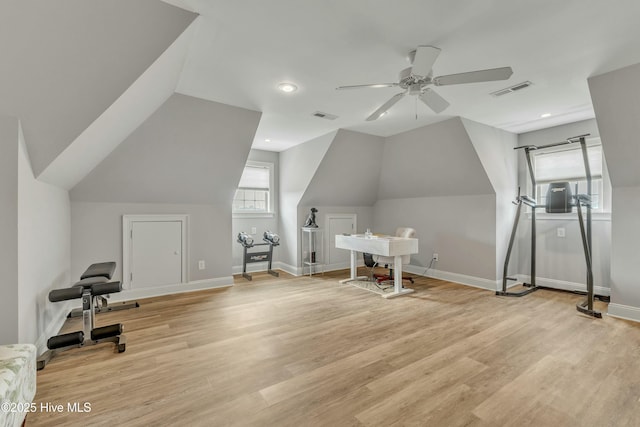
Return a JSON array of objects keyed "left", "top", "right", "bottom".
[
  {"left": 69, "top": 94, "right": 260, "bottom": 286},
  {"left": 610, "top": 187, "right": 640, "bottom": 307},
  {"left": 462, "top": 118, "right": 518, "bottom": 279},
  {"left": 300, "top": 130, "right": 385, "bottom": 206},
  {"left": 232, "top": 149, "right": 280, "bottom": 269},
  {"left": 0, "top": 0, "right": 196, "bottom": 175},
  {"left": 589, "top": 63, "right": 640, "bottom": 310},
  {"left": 71, "top": 202, "right": 230, "bottom": 282},
  {"left": 17, "top": 126, "right": 71, "bottom": 346},
  {"left": 0, "top": 117, "right": 19, "bottom": 344},
  {"left": 589, "top": 63, "right": 640, "bottom": 188},
  {"left": 373, "top": 195, "right": 497, "bottom": 280},
  {"left": 70, "top": 94, "right": 261, "bottom": 204},
  {"left": 515, "top": 120, "right": 611, "bottom": 290},
  {"left": 372, "top": 118, "right": 498, "bottom": 281},
  {"left": 378, "top": 117, "right": 493, "bottom": 200},
  {"left": 278, "top": 131, "right": 335, "bottom": 267}
]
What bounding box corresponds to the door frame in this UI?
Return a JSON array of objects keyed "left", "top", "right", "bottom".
[
  {"left": 122, "top": 214, "right": 189, "bottom": 289},
  {"left": 325, "top": 213, "right": 357, "bottom": 271}
]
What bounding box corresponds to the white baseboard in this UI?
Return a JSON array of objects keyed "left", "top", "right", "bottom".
[
  {"left": 516, "top": 275, "right": 610, "bottom": 296},
  {"left": 404, "top": 265, "right": 499, "bottom": 291},
  {"left": 35, "top": 301, "right": 74, "bottom": 356},
  {"left": 274, "top": 262, "right": 301, "bottom": 276},
  {"left": 110, "top": 276, "right": 234, "bottom": 302},
  {"left": 607, "top": 303, "right": 640, "bottom": 323}
]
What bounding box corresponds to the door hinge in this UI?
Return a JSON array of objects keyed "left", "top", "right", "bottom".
[
  {"left": 130, "top": 229, "right": 133, "bottom": 239},
  {"left": 130, "top": 272, "right": 133, "bottom": 282}
]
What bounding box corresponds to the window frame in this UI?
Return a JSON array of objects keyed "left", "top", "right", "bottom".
[
  {"left": 232, "top": 160, "right": 275, "bottom": 218},
  {"left": 528, "top": 138, "right": 610, "bottom": 219}
]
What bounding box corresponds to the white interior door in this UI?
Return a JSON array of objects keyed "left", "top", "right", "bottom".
[
  {"left": 326, "top": 214, "right": 356, "bottom": 268},
  {"left": 130, "top": 220, "right": 183, "bottom": 288}
]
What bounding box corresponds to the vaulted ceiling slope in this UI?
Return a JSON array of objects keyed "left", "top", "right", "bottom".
[
  {"left": 70, "top": 93, "right": 261, "bottom": 204},
  {"left": 378, "top": 117, "right": 493, "bottom": 200},
  {"left": 0, "top": 0, "right": 196, "bottom": 176},
  {"left": 169, "top": 0, "right": 640, "bottom": 152},
  {"left": 300, "top": 130, "right": 385, "bottom": 207},
  {"left": 589, "top": 63, "right": 640, "bottom": 187}
]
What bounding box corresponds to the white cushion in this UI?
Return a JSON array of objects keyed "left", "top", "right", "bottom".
[{"left": 0, "top": 344, "right": 37, "bottom": 427}]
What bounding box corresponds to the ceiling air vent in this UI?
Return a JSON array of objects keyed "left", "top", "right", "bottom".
[
  {"left": 312, "top": 111, "right": 338, "bottom": 120},
  {"left": 491, "top": 81, "right": 533, "bottom": 97}
]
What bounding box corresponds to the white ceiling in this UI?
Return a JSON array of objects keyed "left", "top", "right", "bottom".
[{"left": 166, "top": 0, "right": 640, "bottom": 151}]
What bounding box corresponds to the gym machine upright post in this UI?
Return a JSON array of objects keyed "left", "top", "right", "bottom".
[
  {"left": 237, "top": 231, "right": 280, "bottom": 280},
  {"left": 498, "top": 134, "right": 602, "bottom": 318}
]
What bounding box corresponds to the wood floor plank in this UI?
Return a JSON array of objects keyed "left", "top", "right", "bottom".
[{"left": 30, "top": 269, "right": 640, "bottom": 426}]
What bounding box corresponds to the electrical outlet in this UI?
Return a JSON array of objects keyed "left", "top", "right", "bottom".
[
  {"left": 432, "top": 253, "right": 439, "bottom": 262},
  {"left": 557, "top": 227, "right": 566, "bottom": 238},
  {"left": 198, "top": 260, "right": 205, "bottom": 270},
  {"left": 251, "top": 226, "right": 257, "bottom": 234}
]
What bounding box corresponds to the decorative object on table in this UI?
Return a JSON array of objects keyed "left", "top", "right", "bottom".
[{"left": 303, "top": 207, "right": 319, "bottom": 228}]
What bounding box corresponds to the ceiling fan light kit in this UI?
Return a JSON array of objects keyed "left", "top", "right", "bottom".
[{"left": 338, "top": 45, "right": 514, "bottom": 121}]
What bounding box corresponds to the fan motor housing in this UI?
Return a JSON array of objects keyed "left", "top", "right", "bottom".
[{"left": 398, "top": 67, "right": 431, "bottom": 90}]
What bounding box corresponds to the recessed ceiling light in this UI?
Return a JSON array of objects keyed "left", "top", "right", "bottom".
[
  {"left": 264, "top": 138, "right": 271, "bottom": 142},
  {"left": 278, "top": 82, "right": 298, "bottom": 93},
  {"left": 540, "top": 113, "right": 552, "bottom": 118}
]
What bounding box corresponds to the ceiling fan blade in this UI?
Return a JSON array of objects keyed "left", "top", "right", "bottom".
[
  {"left": 336, "top": 83, "right": 399, "bottom": 90},
  {"left": 419, "top": 89, "right": 450, "bottom": 114},
  {"left": 411, "top": 45, "right": 441, "bottom": 78},
  {"left": 433, "top": 66, "right": 513, "bottom": 86},
  {"left": 366, "top": 92, "right": 406, "bottom": 121}
]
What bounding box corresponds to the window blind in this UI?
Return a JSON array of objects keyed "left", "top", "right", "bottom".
[
  {"left": 238, "top": 165, "right": 270, "bottom": 190},
  {"left": 534, "top": 145, "right": 602, "bottom": 183}
]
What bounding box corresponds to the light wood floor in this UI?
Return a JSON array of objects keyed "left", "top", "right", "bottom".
[{"left": 31, "top": 269, "right": 640, "bottom": 426}]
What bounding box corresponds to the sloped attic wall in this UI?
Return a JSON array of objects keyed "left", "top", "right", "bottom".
[
  {"left": 297, "top": 129, "right": 385, "bottom": 271},
  {"left": 461, "top": 118, "right": 518, "bottom": 281},
  {"left": 299, "top": 130, "right": 385, "bottom": 207},
  {"left": 278, "top": 132, "right": 336, "bottom": 269},
  {"left": 373, "top": 118, "right": 499, "bottom": 285},
  {"left": 589, "top": 62, "right": 640, "bottom": 318},
  {"left": 70, "top": 94, "right": 261, "bottom": 288},
  {"left": 0, "top": 0, "right": 196, "bottom": 176}
]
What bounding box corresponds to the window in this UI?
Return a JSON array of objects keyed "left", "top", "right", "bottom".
[
  {"left": 532, "top": 142, "right": 606, "bottom": 212},
  {"left": 233, "top": 161, "right": 274, "bottom": 214}
]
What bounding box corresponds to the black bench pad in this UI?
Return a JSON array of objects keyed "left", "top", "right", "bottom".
[{"left": 80, "top": 262, "right": 116, "bottom": 280}]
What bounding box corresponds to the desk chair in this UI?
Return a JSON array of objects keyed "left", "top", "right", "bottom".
[{"left": 363, "top": 227, "right": 416, "bottom": 289}]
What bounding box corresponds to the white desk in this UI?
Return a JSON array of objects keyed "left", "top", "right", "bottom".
[{"left": 335, "top": 234, "right": 418, "bottom": 298}]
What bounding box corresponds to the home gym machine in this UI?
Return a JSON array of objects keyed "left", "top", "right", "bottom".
[
  {"left": 37, "top": 280, "right": 126, "bottom": 370},
  {"left": 237, "top": 231, "right": 280, "bottom": 280},
  {"left": 498, "top": 134, "right": 603, "bottom": 318},
  {"left": 68, "top": 261, "right": 139, "bottom": 318}
]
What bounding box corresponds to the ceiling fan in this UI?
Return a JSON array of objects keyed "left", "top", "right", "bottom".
[{"left": 336, "top": 45, "right": 513, "bottom": 121}]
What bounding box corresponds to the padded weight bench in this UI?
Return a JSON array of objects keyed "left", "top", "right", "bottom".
[
  {"left": 68, "top": 262, "right": 139, "bottom": 318},
  {"left": 37, "top": 281, "right": 126, "bottom": 370}
]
